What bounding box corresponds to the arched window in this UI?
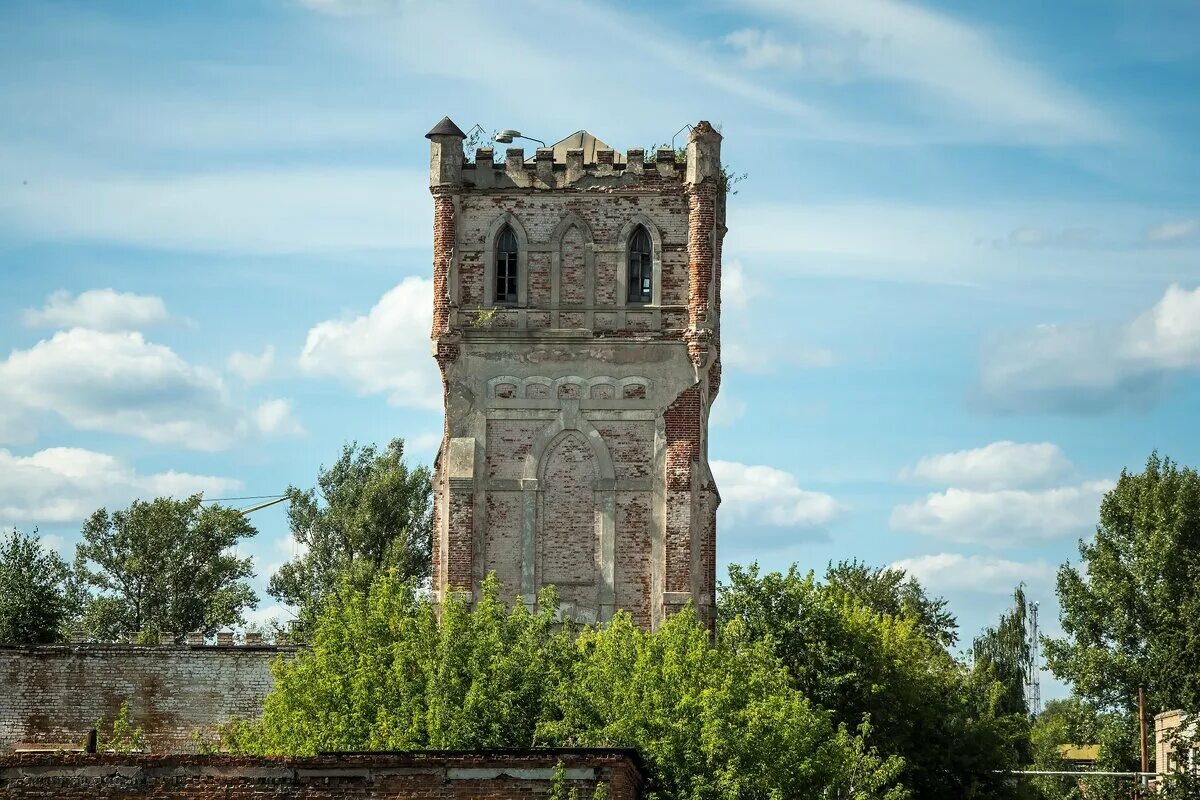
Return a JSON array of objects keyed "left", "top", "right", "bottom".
[
  {"left": 627, "top": 226, "right": 653, "bottom": 304},
  {"left": 495, "top": 226, "right": 518, "bottom": 304}
]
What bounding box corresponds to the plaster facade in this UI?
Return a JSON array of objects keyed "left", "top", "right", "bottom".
[{"left": 427, "top": 119, "right": 725, "bottom": 628}]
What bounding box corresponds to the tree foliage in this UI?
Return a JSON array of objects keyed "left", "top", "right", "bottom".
[
  {"left": 971, "top": 586, "right": 1032, "bottom": 719},
  {"left": 226, "top": 572, "right": 907, "bottom": 800},
  {"left": 0, "top": 528, "right": 71, "bottom": 643},
  {"left": 720, "top": 563, "right": 1028, "bottom": 799},
  {"left": 73, "top": 495, "right": 258, "bottom": 640},
  {"left": 268, "top": 439, "right": 432, "bottom": 638},
  {"left": 824, "top": 559, "right": 958, "bottom": 648},
  {"left": 1044, "top": 453, "right": 1200, "bottom": 716}
]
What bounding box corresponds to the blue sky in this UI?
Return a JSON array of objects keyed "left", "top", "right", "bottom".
[{"left": 2, "top": 0, "right": 1200, "bottom": 698}]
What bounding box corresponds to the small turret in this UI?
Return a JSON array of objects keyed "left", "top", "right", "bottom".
[
  {"left": 426, "top": 116, "right": 466, "bottom": 188},
  {"left": 686, "top": 120, "right": 722, "bottom": 186}
]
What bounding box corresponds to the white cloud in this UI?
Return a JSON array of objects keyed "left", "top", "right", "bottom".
[
  {"left": 1146, "top": 218, "right": 1200, "bottom": 243},
  {"left": 723, "top": 260, "right": 759, "bottom": 310},
  {"left": 0, "top": 328, "right": 241, "bottom": 450},
  {"left": 38, "top": 533, "right": 66, "bottom": 555},
  {"left": 23, "top": 288, "right": 170, "bottom": 331},
  {"left": 889, "top": 480, "right": 1112, "bottom": 545},
  {"left": 0, "top": 447, "right": 241, "bottom": 524},
  {"left": 742, "top": 0, "right": 1113, "bottom": 142},
  {"left": 300, "top": 276, "right": 440, "bottom": 409},
  {"left": 978, "top": 284, "right": 1200, "bottom": 413},
  {"left": 712, "top": 460, "right": 845, "bottom": 527},
  {"left": 890, "top": 553, "right": 1054, "bottom": 595},
  {"left": 710, "top": 396, "right": 747, "bottom": 427},
  {"left": 901, "top": 441, "right": 1072, "bottom": 490},
  {"left": 0, "top": 329, "right": 295, "bottom": 449},
  {"left": 724, "top": 28, "right": 806, "bottom": 70},
  {"left": 227, "top": 345, "right": 276, "bottom": 382},
  {"left": 252, "top": 399, "right": 304, "bottom": 437}
]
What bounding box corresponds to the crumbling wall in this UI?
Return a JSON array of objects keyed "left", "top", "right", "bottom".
[
  {"left": 0, "top": 751, "right": 643, "bottom": 799},
  {"left": 0, "top": 644, "right": 295, "bottom": 754}
]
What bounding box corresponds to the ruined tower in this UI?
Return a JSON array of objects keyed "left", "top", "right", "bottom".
[{"left": 427, "top": 118, "right": 724, "bottom": 628}]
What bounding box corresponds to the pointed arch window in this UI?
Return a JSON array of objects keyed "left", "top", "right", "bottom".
[
  {"left": 627, "top": 226, "right": 653, "bottom": 304},
  {"left": 495, "top": 226, "right": 518, "bottom": 304}
]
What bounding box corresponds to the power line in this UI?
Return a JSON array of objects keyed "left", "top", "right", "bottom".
[{"left": 200, "top": 494, "right": 286, "bottom": 503}]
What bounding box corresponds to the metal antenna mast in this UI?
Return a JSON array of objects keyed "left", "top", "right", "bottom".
[{"left": 1025, "top": 601, "right": 1042, "bottom": 715}]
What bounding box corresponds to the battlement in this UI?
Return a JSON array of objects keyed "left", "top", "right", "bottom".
[
  {"left": 459, "top": 146, "right": 685, "bottom": 190},
  {"left": 426, "top": 118, "right": 722, "bottom": 191}
]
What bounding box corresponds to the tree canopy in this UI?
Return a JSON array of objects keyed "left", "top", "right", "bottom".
[
  {"left": 73, "top": 495, "right": 258, "bottom": 640},
  {"left": 268, "top": 439, "right": 432, "bottom": 638},
  {"left": 720, "top": 563, "right": 1028, "bottom": 799},
  {"left": 1044, "top": 453, "right": 1200, "bottom": 716},
  {"left": 824, "top": 559, "right": 958, "bottom": 648},
  {"left": 225, "top": 573, "right": 908, "bottom": 800},
  {"left": 0, "top": 528, "right": 71, "bottom": 643}
]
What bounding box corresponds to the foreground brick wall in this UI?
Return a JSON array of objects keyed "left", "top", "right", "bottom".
[
  {"left": 0, "top": 751, "right": 642, "bottom": 799},
  {"left": 0, "top": 644, "right": 295, "bottom": 754}
]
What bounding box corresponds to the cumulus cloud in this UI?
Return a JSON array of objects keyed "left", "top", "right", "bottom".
[
  {"left": 723, "top": 261, "right": 759, "bottom": 310},
  {"left": 890, "top": 553, "right": 1055, "bottom": 595},
  {"left": 0, "top": 329, "right": 296, "bottom": 450},
  {"left": 227, "top": 345, "right": 276, "bottom": 382},
  {"left": 712, "top": 460, "right": 845, "bottom": 528},
  {"left": 889, "top": 480, "right": 1111, "bottom": 545},
  {"left": 977, "top": 284, "right": 1200, "bottom": 413},
  {"left": 299, "top": 276, "right": 440, "bottom": 409},
  {"left": 23, "top": 288, "right": 170, "bottom": 331},
  {"left": 0, "top": 447, "right": 241, "bottom": 525},
  {"left": 1146, "top": 218, "right": 1200, "bottom": 243},
  {"left": 0, "top": 329, "right": 240, "bottom": 450},
  {"left": 252, "top": 398, "right": 304, "bottom": 436},
  {"left": 901, "top": 441, "right": 1072, "bottom": 490}
]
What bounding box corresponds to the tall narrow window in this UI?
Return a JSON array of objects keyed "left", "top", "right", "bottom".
[
  {"left": 627, "top": 226, "right": 653, "bottom": 304},
  {"left": 495, "top": 226, "right": 518, "bottom": 304}
]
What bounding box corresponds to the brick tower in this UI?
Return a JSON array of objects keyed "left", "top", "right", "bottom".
[{"left": 427, "top": 118, "right": 724, "bottom": 628}]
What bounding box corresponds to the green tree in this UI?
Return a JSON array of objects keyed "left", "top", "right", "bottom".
[
  {"left": 226, "top": 572, "right": 907, "bottom": 800},
  {"left": 544, "top": 608, "right": 906, "bottom": 800},
  {"left": 720, "top": 563, "right": 1028, "bottom": 799},
  {"left": 824, "top": 559, "right": 958, "bottom": 648},
  {"left": 1044, "top": 453, "right": 1200, "bottom": 717},
  {"left": 268, "top": 439, "right": 432, "bottom": 638},
  {"left": 971, "top": 586, "right": 1032, "bottom": 719},
  {"left": 74, "top": 495, "right": 257, "bottom": 641},
  {"left": 0, "top": 528, "right": 71, "bottom": 643}
]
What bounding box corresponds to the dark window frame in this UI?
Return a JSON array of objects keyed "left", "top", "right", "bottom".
[
  {"left": 494, "top": 226, "right": 519, "bottom": 304},
  {"left": 627, "top": 226, "right": 653, "bottom": 304}
]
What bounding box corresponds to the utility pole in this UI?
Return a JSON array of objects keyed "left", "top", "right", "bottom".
[{"left": 1139, "top": 685, "right": 1149, "bottom": 775}]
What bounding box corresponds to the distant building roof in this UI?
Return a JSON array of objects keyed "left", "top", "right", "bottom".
[
  {"left": 1057, "top": 744, "right": 1101, "bottom": 762},
  {"left": 527, "top": 130, "right": 626, "bottom": 164}
]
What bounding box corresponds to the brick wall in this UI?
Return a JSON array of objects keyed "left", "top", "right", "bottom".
[
  {"left": 0, "top": 750, "right": 643, "bottom": 799},
  {"left": 428, "top": 120, "right": 723, "bottom": 628},
  {"left": 540, "top": 432, "right": 598, "bottom": 612},
  {"left": 0, "top": 644, "right": 294, "bottom": 754}
]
